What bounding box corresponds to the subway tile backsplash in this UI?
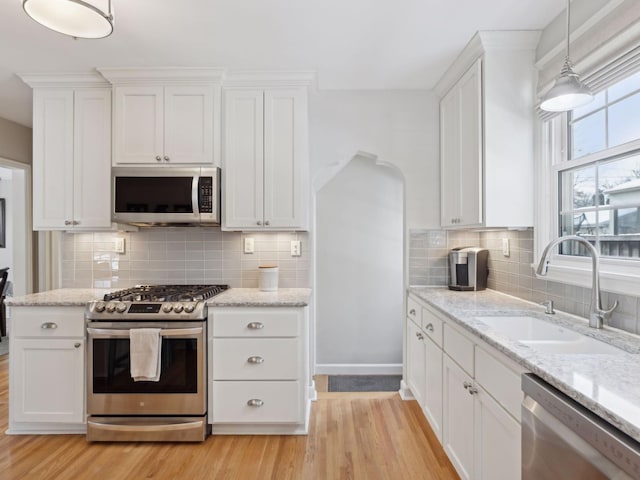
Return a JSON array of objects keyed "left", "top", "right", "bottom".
[
  {"left": 409, "top": 228, "right": 640, "bottom": 336},
  {"left": 60, "top": 228, "right": 310, "bottom": 289}
]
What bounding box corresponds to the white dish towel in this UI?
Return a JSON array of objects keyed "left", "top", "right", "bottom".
[{"left": 130, "top": 328, "right": 162, "bottom": 382}]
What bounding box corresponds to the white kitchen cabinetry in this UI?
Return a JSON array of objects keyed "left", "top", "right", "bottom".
[
  {"left": 405, "top": 292, "right": 523, "bottom": 480},
  {"left": 436, "top": 31, "right": 540, "bottom": 229},
  {"left": 406, "top": 317, "right": 426, "bottom": 406},
  {"left": 9, "top": 306, "right": 86, "bottom": 433},
  {"left": 22, "top": 74, "right": 112, "bottom": 231},
  {"left": 98, "top": 67, "right": 224, "bottom": 166},
  {"left": 209, "top": 306, "right": 310, "bottom": 434},
  {"left": 223, "top": 86, "right": 309, "bottom": 230}
]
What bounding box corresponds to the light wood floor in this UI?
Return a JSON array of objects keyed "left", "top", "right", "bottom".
[{"left": 0, "top": 357, "right": 459, "bottom": 479}]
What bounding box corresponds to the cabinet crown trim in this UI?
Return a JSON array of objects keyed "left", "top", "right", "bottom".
[
  {"left": 97, "top": 67, "right": 226, "bottom": 85},
  {"left": 224, "top": 70, "right": 316, "bottom": 87},
  {"left": 434, "top": 30, "right": 541, "bottom": 97},
  {"left": 18, "top": 72, "right": 110, "bottom": 88}
]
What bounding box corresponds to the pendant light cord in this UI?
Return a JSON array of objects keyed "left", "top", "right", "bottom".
[{"left": 566, "top": 0, "right": 571, "bottom": 61}]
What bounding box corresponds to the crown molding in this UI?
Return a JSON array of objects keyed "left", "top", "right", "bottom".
[
  {"left": 96, "top": 67, "right": 226, "bottom": 85},
  {"left": 17, "top": 72, "right": 110, "bottom": 88}
]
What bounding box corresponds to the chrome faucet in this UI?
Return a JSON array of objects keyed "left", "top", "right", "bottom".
[{"left": 536, "top": 235, "right": 618, "bottom": 329}]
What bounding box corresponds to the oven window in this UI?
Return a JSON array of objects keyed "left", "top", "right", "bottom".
[
  {"left": 114, "top": 177, "right": 193, "bottom": 213},
  {"left": 92, "top": 338, "right": 198, "bottom": 394}
]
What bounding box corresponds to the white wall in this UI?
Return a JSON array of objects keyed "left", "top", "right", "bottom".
[
  {"left": 315, "top": 154, "right": 404, "bottom": 372},
  {"left": 309, "top": 89, "right": 440, "bottom": 230}
]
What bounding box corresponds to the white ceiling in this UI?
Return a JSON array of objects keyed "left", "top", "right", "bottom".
[{"left": 1, "top": 0, "right": 564, "bottom": 127}]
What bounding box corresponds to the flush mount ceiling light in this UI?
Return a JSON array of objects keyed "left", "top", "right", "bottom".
[
  {"left": 540, "top": 0, "right": 593, "bottom": 112},
  {"left": 22, "top": 0, "right": 113, "bottom": 39}
]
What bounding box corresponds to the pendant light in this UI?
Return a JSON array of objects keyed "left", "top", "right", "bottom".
[
  {"left": 540, "top": 0, "right": 593, "bottom": 112},
  {"left": 23, "top": 0, "right": 114, "bottom": 39}
]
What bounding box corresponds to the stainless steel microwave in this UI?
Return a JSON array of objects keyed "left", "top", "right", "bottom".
[{"left": 112, "top": 167, "right": 221, "bottom": 226}]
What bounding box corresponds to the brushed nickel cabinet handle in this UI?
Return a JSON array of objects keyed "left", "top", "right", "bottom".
[
  {"left": 156, "top": 155, "right": 162, "bottom": 161},
  {"left": 74, "top": 342, "right": 81, "bottom": 348},
  {"left": 247, "top": 356, "right": 264, "bottom": 364},
  {"left": 463, "top": 381, "right": 472, "bottom": 390},
  {"left": 247, "top": 322, "right": 264, "bottom": 330},
  {"left": 257, "top": 221, "right": 262, "bottom": 226},
  {"left": 409, "top": 309, "right": 416, "bottom": 316},
  {"left": 468, "top": 386, "right": 478, "bottom": 395},
  {"left": 247, "top": 399, "right": 264, "bottom": 407},
  {"left": 41, "top": 322, "right": 58, "bottom": 329},
  {"left": 264, "top": 220, "right": 270, "bottom": 226},
  {"left": 425, "top": 323, "right": 434, "bottom": 332},
  {"left": 64, "top": 220, "right": 72, "bottom": 225},
  {"left": 164, "top": 155, "right": 170, "bottom": 162}
]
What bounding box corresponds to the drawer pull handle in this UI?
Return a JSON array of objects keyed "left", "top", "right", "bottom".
[
  {"left": 425, "top": 323, "right": 434, "bottom": 332},
  {"left": 247, "top": 399, "right": 264, "bottom": 407},
  {"left": 41, "top": 322, "right": 58, "bottom": 330},
  {"left": 247, "top": 322, "right": 264, "bottom": 330},
  {"left": 247, "top": 356, "right": 264, "bottom": 364},
  {"left": 415, "top": 332, "right": 424, "bottom": 340},
  {"left": 74, "top": 342, "right": 81, "bottom": 348},
  {"left": 463, "top": 381, "right": 472, "bottom": 390},
  {"left": 409, "top": 309, "right": 416, "bottom": 316},
  {"left": 468, "top": 387, "right": 478, "bottom": 395}
]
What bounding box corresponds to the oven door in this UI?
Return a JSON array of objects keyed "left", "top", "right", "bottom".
[{"left": 87, "top": 323, "right": 206, "bottom": 416}]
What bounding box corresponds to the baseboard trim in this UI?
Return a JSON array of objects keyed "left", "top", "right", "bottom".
[
  {"left": 315, "top": 363, "right": 402, "bottom": 375},
  {"left": 399, "top": 380, "right": 415, "bottom": 400}
]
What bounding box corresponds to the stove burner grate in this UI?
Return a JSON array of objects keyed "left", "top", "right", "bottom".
[{"left": 103, "top": 284, "right": 229, "bottom": 303}]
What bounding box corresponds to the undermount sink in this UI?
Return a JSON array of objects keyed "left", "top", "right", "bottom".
[{"left": 475, "top": 315, "right": 625, "bottom": 355}]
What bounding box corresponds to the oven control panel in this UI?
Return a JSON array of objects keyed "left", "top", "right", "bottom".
[{"left": 86, "top": 301, "right": 206, "bottom": 321}]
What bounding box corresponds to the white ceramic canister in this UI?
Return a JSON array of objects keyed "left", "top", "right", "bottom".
[{"left": 258, "top": 265, "right": 279, "bottom": 291}]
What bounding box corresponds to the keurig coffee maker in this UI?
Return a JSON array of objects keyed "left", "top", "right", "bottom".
[{"left": 448, "top": 247, "right": 489, "bottom": 291}]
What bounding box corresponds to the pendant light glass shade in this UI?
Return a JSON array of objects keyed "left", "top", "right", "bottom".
[
  {"left": 23, "top": 0, "right": 113, "bottom": 39},
  {"left": 540, "top": 0, "right": 593, "bottom": 112}
]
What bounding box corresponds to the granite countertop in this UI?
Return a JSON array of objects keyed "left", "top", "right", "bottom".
[
  {"left": 408, "top": 286, "right": 640, "bottom": 443},
  {"left": 5, "top": 288, "right": 110, "bottom": 306},
  {"left": 207, "top": 288, "right": 311, "bottom": 307}
]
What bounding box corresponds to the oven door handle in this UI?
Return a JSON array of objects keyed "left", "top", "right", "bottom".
[{"left": 87, "top": 327, "right": 203, "bottom": 338}]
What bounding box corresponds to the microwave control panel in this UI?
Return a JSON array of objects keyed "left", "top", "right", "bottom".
[{"left": 198, "top": 177, "right": 213, "bottom": 213}]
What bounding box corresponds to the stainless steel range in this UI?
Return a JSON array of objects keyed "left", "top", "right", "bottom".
[{"left": 85, "top": 284, "right": 228, "bottom": 442}]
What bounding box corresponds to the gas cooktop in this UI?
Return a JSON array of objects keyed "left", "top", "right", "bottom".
[{"left": 86, "top": 284, "right": 229, "bottom": 321}]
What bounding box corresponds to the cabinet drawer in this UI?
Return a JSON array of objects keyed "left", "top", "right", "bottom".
[
  {"left": 212, "top": 381, "right": 302, "bottom": 423},
  {"left": 407, "top": 296, "right": 422, "bottom": 324},
  {"left": 422, "top": 306, "right": 443, "bottom": 347},
  {"left": 213, "top": 338, "right": 299, "bottom": 380},
  {"left": 443, "top": 323, "right": 474, "bottom": 376},
  {"left": 475, "top": 346, "right": 523, "bottom": 421},
  {"left": 12, "top": 307, "right": 84, "bottom": 338},
  {"left": 212, "top": 309, "right": 300, "bottom": 338}
]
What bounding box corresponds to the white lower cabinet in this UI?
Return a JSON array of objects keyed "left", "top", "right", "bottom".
[
  {"left": 9, "top": 306, "right": 86, "bottom": 433},
  {"left": 209, "top": 306, "right": 310, "bottom": 434},
  {"left": 406, "top": 293, "right": 524, "bottom": 480}
]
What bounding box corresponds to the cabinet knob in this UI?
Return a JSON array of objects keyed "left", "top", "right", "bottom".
[
  {"left": 74, "top": 342, "right": 81, "bottom": 348},
  {"left": 247, "top": 399, "right": 264, "bottom": 407},
  {"left": 257, "top": 221, "right": 262, "bottom": 226},
  {"left": 463, "top": 381, "right": 472, "bottom": 390},
  {"left": 247, "top": 322, "right": 264, "bottom": 330},
  {"left": 264, "top": 220, "right": 270, "bottom": 226},
  {"left": 468, "top": 386, "right": 478, "bottom": 395},
  {"left": 73, "top": 220, "right": 80, "bottom": 225},
  {"left": 409, "top": 309, "right": 416, "bottom": 316},
  {"left": 415, "top": 332, "right": 424, "bottom": 340},
  {"left": 425, "top": 323, "right": 434, "bottom": 332},
  {"left": 156, "top": 156, "right": 162, "bottom": 161},
  {"left": 41, "top": 322, "right": 58, "bottom": 329},
  {"left": 247, "top": 355, "right": 264, "bottom": 364},
  {"left": 64, "top": 220, "right": 72, "bottom": 225},
  {"left": 164, "top": 155, "right": 170, "bottom": 162}
]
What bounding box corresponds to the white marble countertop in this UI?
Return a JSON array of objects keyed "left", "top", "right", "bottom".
[
  {"left": 408, "top": 286, "right": 640, "bottom": 443},
  {"left": 207, "top": 288, "right": 311, "bottom": 307},
  {"left": 5, "top": 288, "right": 110, "bottom": 306}
]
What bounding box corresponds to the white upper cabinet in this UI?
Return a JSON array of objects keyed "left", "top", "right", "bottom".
[
  {"left": 223, "top": 75, "right": 311, "bottom": 231},
  {"left": 98, "top": 68, "right": 223, "bottom": 166},
  {"left": 23, "top": 73, "right": 112, "bottom": 231},
  {"left": 436, "top": 31, "right": 540, "bottom": 229}
]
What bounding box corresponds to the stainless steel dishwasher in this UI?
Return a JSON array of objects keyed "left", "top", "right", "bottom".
[{"left": 522, "top": 374, "right": 640, "bottom": 479}]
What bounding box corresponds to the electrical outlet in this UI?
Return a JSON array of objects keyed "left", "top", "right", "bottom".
[
  {"left": 502, "top": 238, "right": 510, "bottom": 257},
  {"left": 244, "top": 237, "right": 255, "bottom": 254},
  {"left": 114, "top": 238, "right": 125, "bottom": 254},
  {"left": 291, "top": 240, "right": 301, "bottom": 257}
]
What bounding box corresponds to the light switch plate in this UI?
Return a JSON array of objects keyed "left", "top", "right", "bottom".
[
  {"left": 114, "top": 238, "right": 125, "bottom": 254},
  {"left": 291, "top": 240, "right": 301, "bottom": 257},
  {"left": 502, "top": 238, "right": 510, "bottom": 257},
  {"left": 244, "top": 237, "right": 255, "bottom": 254}
]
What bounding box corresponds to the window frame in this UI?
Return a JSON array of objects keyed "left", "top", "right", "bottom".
[{"left": 536, "top": 109, "right": 640, "bottom": 296}]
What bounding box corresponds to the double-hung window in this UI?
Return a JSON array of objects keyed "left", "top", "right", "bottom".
[{"left": 542, "top": 70, "right": 640, "bottom": 293}]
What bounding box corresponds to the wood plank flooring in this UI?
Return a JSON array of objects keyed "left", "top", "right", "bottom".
[{"left": 0, "top": 357, "right": 459, "bottom": 479}]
